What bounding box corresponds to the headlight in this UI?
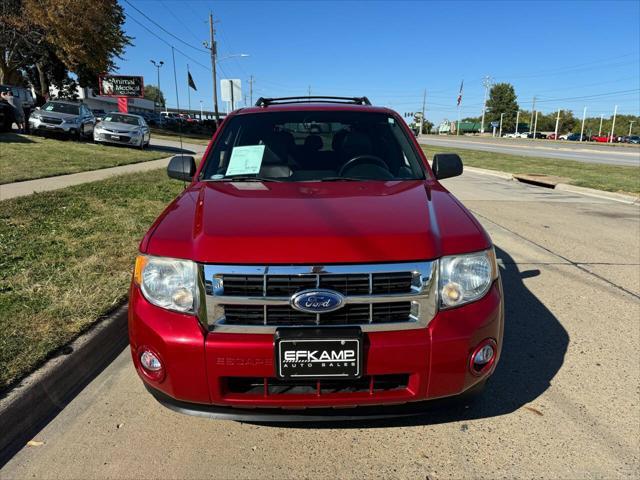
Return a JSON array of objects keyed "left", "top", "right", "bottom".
[
  {"left": 31, "top": 112, "right": 42, "bottom": 120},
  {"left": 438, "top": 248, "right": 498, "bottom": 308},
  {"left": 134, "top": 255, "right": 198, "bottom": 314}
]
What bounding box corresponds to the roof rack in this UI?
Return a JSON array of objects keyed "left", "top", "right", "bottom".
[{"left": 255, "top": 96, "right": 371, "bottom": 107}]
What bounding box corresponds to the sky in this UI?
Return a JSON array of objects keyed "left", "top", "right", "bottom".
[{"left": 117, "top": 0, "right": 640, "bottom": 124}]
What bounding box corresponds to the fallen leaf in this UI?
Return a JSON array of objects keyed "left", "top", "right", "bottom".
[
  {"left": 525, "top": 406, "right": 544, "bottom": 416},
  {"left": 116, "top": 423, "right": 124, "bottom": 429},
  {"left": 27, "top": 440, "right": 44, "bottom": 447}
]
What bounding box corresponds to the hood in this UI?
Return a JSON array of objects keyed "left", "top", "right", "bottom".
[
  {"left": 98, "top": 121, "right": 139, "bottom": 132},
  {"left": 144, "top": 180, "right": 490, "bottom": 264},
  {"left": 37, "top": 110, "right": 79, "bottom": 120}
]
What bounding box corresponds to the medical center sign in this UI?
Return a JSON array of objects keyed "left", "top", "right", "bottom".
[{"left": 98, "top": 74, "right": 144, "bottom": 113}]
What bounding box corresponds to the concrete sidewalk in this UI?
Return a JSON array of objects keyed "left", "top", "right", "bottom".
[
  {"left": 0, "top": 157, "right": 174, "bottom": 200},
  {"left": 1, "top": 138, "right": 206, "bottom": 201}
]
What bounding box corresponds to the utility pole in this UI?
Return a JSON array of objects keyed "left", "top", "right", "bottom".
[
  {"left": 598, "top": 114, "right": 604, "bottom": 136},
  {"left": 533, "top": 110, "right": 539, "bottom": 138},
  {"left": 421, "top": 89, "right": 426, "bottom": 135},
  {"left": 480, "top": 75, "right": 492, "bottom": 134},
  {"left": 515, "top": 110, "right": 520, "bottom": 135},
  {"left": 199, "top": 100, "right": 203, "bottom": 120},
  {"left": 580, "top": 106, "right": 587, "bottom": 142},
  {"left": 629, "top": 120, "right": 635, "bottom": 136},
  {"left": 206, "top": 12, "right": 219, "bottom": 122},
  {"left": 248, "top": 75, "right": 254, "bottom": 106},
  {"left": 530, "top": 96, "right": 536, "bottom": 134},
  {"left": 499, "top": 112, "right": 504, "bottom": 137},
  {"left": 150, "top": 60, "right": 164, "bottom": 112},
  {"left": 554, "top": 109, "right": 561, "bottom": 139},
  {"left": 609, "top": 104, "right": 618, "bottom": 143}
]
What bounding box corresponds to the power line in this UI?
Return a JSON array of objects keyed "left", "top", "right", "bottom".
[
  {"left": 123, "top": 0, "right": 209, "bottom": 54},
  {"left": 159, "top": 0, "right": 203, "bottom": 44},
  {"left": 125, "top": 11, "right": 211, "bottom": 71}
]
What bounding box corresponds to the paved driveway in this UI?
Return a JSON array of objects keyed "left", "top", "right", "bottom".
[{"left": 2, "top": 172, "right": 639, "bottom": 479}]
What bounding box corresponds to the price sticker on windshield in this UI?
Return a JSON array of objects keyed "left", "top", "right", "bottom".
[{"left": 225, "top": 145, "right": 265, "bottom": 176}]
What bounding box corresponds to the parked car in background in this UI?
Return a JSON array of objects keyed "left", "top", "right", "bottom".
[
  {"left": 515, "top": 132, "right": 529, "bottom": 138},
  {"left": 140, "top": 111, "right": 162, "bottom": 126},
  {"left": 547, "top": 133, "right": 559, "bottom": 140},
  {"left": 590, "top": 134, "right": 610, "bottom": 143},
  {"left": 527, "top": 132, "right": 547, "bottom": 139},
  {"left": 93, "top": 112, "right": 150, "bottom": 149},
  {"left": 627, "top": 135, "right": 640, "bottom": 144},
  {"left": 160, "top": 111, "right": 179, "bottom": 126},
  {"left": 91, "top": 109, "right": 106, "bottom": 121},
  {"left": 559, "top": 134, "right": 568, "bottom": 140},
  {"left": 566, "top": 133, "right": 588, "bottom": 141},
  {"left": 29, "top": 100, "right": 95, "bottom": 139}
]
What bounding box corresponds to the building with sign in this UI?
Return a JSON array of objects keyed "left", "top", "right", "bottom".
[{"left": 48, "top": 86, "right": 155, "bottom": 114}]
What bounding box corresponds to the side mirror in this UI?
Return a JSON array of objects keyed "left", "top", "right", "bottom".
[
  {"left": 167, "top": 155, "right": 196, "bottom": 182},
  {"left": 432, "top": 153, "right": 463, "bottom": 180}
]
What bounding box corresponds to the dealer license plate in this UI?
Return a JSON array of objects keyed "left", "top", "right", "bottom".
[{"left": 275, "top": 328, "right": 362, "bottom": 379}]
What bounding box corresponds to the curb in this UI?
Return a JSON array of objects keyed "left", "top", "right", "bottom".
[
  {"left": 0, "top": 305, "right": 129, "bottom": 464},
  {"left": 463, "top": 166, "right": 514, "bottom": 180},
  {"left": 554, "top": 183, "right": 639, "bottom": 205},
  {"left": 463, "top": 166, "right": 638, "bottom": 205}
]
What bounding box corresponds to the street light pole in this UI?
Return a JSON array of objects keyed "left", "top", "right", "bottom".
[
  {"left": 609, "top": 105, "right": 618, "bottom": 143},
  {"left": 554, "top": 109, "right": 561, "bottom": 139},
  {"left": 628, "top": 120, "right": 634, "bottom": 137},
  {"left": 580, "top": 106, "right": 587, "bottom": 142},
  {"left": 533, "top": 110, "right": 539, "bottom": 139},
  {"left": 480, "top": 75, "right": 492, "bottom": 134},
  {"left": 598, "top": 114, "right": 604, "bottom": 136},
  {"left": 150, "top": 60, "right": 164, "bottom": 112},
  {"left": 515, "top": 110, "right": 520, "bottom": 135},
  {"left": 499, "top": 112, "right": 504, "bottom": 138}
]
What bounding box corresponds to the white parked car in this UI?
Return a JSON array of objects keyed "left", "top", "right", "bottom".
[
  {"left": 93, "top": 112, "right": 150, "bottom": 149},
  {"left": 502, "top": 133, "right": 517, "bottom": 138}
]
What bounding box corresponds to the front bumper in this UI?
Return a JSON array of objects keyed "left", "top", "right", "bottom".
[
  {"left": 29, "top": 118, "right": 78, "bottom": 134},
  {"left": 128, "top": 281, "right": 503, "bottom": 414},
  {"left": 94, "top": 130, "right": 140, "bottom": 145}
]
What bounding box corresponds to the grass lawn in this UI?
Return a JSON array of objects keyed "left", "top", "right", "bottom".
[
  {"left": 0, "top": 169, "right": 182, "bottom": 392},
  {"left": 421, "top": 145, "right": 640, "bottom": 196},
  {"left": 0, "top": 132, "right": 167, "bottom": 184},
  {"left": 150, "top": 128, "right": 211, "bottom": 146}
]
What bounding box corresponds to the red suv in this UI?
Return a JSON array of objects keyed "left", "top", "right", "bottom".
[{"left": 129, "top": 96, "right": 504, "bottom": 420}]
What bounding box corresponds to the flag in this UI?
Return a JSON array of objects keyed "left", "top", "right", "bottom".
[
  {"left": 456, "top": 80, "right": 464, "bottom": 106},
  {"left": 188, "top": 71, "right": 197, "bottom": 91}
]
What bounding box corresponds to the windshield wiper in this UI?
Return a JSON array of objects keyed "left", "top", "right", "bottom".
[{"left": 208, "top": 176, "right": 285, "bottom": 182}]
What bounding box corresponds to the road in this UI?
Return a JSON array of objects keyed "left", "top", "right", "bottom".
[
  {"left": 420, "top": 135, "right": 640, "bottom": 167},
  {"left": 2, "top": 172, "right": 639, "bottom": 479}
]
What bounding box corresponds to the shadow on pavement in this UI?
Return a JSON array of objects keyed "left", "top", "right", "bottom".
[
  {"left": 257, "top": 246, "right": 569, "bottom": 429},
  {"left": 0, "top": 132, "right": 35, "bottom": 143}
]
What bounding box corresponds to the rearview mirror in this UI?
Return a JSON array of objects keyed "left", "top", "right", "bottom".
[
  {"left": 432, "top": 153, "right": 463, "bottom": 180},
  {"left": 167, "top": 155, "right": 196, "bottom": 182}
]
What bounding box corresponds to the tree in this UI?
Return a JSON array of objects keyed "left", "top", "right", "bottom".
[
  {"left": 0, "top": 0, "right": 130, "bottom": 96},
  {"left": 144, "top": 85, "right": 165, "bottom": 107},
  {"left": 485, "top": 83, "right": 519, "bottom": 132}
]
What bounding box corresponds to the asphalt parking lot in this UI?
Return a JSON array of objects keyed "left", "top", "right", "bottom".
[{"left": 1, "top": 170, "right": 639, "bottom": 479}]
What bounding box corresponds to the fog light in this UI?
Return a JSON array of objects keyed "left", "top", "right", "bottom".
[
  {"left": 140, "top": 350, "right": 162, "bottom": 372},
  {"left": 474, "top": 345, "right": 494, "bottom": 365},
  {"left": 469, "top": 339, "right": 497, "bottom": 376}
]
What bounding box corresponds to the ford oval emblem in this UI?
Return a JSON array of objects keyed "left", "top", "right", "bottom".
[{"left": 290, "top": 289, "right": 345, "bottom": 314}]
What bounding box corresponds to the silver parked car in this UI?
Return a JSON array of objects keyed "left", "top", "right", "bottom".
[
  {"left": 93, "top": 112, "right": 150, "bottom": 149},
  {"left": 29, "top": 101, "right": 95, "bottom": 139}
]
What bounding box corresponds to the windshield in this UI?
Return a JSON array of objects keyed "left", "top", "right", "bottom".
[
  {"left": 103, "top": 114, "right": 140, "bottom": 125},
  {"left": 42, "top": 102, "right": 79, "bottom": 115},
  {"left": 201, "top": 111, "right": 426, "bottom": 182}
]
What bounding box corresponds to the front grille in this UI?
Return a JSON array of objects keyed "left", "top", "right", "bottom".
[
  {"left": 221, "top": 272, "right": 413, "bottom": 297},
  {"left": 223, "top": 302, "right": 411, "bottom": 326},
  {"left": 225, "top": 374, "right": 409, "bottom": 396},
  {"left": 204, "top": 262, "right": 436, "bottom": 331},
  {"left": 41, "top": 116, "right": 63, "bottom": 125}
]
